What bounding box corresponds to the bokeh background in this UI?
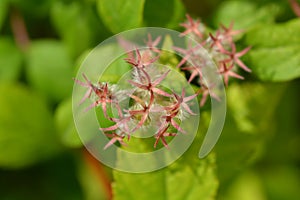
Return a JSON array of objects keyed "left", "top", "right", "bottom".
[{"left": 0, "top": 0, "right": 300, "bottom": 199}]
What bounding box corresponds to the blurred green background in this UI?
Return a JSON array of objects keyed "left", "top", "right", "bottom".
[{"left": 0, "top": 0, "right": 300, "bottom": 199}]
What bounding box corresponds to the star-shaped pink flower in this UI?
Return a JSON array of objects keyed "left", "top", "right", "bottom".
[
  {"left": 221, "top": 43, "right": 252, "bottom": 72},
  {"left": 180, "top": 14, "right": 203, "bottom": 39},
  {"left": 218, "top": 62, "right": 244, "bottom": 87},
  {"left": 144, "top": 34, "right": 161, "bottom": 53}
]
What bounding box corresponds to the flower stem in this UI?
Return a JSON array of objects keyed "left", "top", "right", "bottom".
[
  {"left": 9, "top": 7, "right": 30, "bottom": 51},
  {"left": 289, "top": 0, "right": 300, "bottom": 17},
  {"left": 83, "top": 149, "right": 113, "bottom": 200}
]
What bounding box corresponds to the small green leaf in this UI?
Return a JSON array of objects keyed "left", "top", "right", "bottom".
[
  {"left": 97, "top": 0, "right": 145, "bottom": 33},
  {"left": 54, "top": 98, "right": 82, "bottom": 148},
  {"left": 0, "top": 37, "right": 23, "bottom": 82},
  {"left": 25, "top": 40, "right": 73, "bottom": 102},
  {"left": 0, "top": 83, "right": 61, "bottom": 169}
]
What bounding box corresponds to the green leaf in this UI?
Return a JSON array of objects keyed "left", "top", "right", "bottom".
[
  {"left": 245, "top": 19, "right": 300, "bottom": 81},
  {"left": 165, "top": 0, "right": 185, "bottom": 29},
  {"left": 143, "top": 0, "right": 185, "bottom": 28},
  {"left": 213, "top": 1, "right": 280, "bottom": 30},
  {"left": 245, "top": 19, "right": 300, "bottom": 48},
  {"left": 97, "top": 0, "right": 145, "bottom": 33},
  {"left": 248, "top": 46, "right": 300, "bottom": 81},
  {"left": 0, "top": 83, "right": 61, "bottom": 169},
  {"left": 113, "top": 154, "right": 218, "bottom": 200},
  {"left": 0, "top": 0, "right": 8, "bottom": 31},
  {"left": 0, "top": 37, "right": 23, "bottom": 82},
  {"left": 54, "top": 98, "right": 82, "bottom": 148},
  {"left": 25, "top": 40, "right": 73, "bottom": 102},
  {"left": 50, "top": 1, "right": 107, "bottom": 58}
]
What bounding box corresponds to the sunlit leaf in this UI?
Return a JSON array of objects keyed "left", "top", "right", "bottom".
[
  {"left": 25, "top": 40, "right": 73, "bottom": 102},
  {"left": 0, "top": 37, "right": 23, "bottom": 82},
  {"left": 0, "top": 83, "right": 61, "bottom": 169},
  {"left": 245, "top": 19, "right": 300, "bottom": 48},
  {"left": 97, "top": 0, "right": 145, "bottom": 33},
  {"left": 245, "top": 19, "right": 300, "bottom": 81},
  {"left": 50, "top": 1, "right": 108, "bottom": 58},
  {"left": 248, "top": 46, "right": 300, "bottom": 81}
]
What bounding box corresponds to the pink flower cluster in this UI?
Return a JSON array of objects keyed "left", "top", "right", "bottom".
[
  {"left": 75, "top": 14, "right": 251, "bottom": 149},
  {"left": 76, "top": 44, "right": 198, "bottom": 149},
  {"left": 175, "top": 14, "right": 251, "bottom": 106}
]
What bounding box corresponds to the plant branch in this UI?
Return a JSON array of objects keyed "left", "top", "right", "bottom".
[
  {"left": 83, "top": 149, "right": 113, "bottom": 200},
  {"left": 289, "top": 0, "right": 300, "bottom": 17},
  {"left": 9, "top": 7, "right": 30, "bottom": 51}
]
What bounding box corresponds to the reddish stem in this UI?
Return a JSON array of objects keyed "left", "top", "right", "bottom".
[
  {"left": 83, "top": 149, "right": 113, "bottom": 200},
  {"left": 9, "top": 7, "right": 30, "bottom": 51},
  {"left": 289, "top": 0, "right": 300, "bottom": 17}
]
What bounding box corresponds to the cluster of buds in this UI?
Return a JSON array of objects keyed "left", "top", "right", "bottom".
[
  {"left": 175, "top": 14, "right": 251, "bottom": 106},
  {"left": 75, "top": 14, "right": 250, "bottom": 149},
  {"left": 75, "top": 35, "right": 198, "bottom": 149}
]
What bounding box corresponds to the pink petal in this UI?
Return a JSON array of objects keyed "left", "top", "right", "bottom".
[
  {"left": 131, "top": 112, "right": 149, "bottom": 132},
  {"left": 236, "top": 46, "right": 251, "bottom": 57},
  {"left": 100, "top": 124, "right": 119, "bottom": 132},
  {"left": 152, "top": 70, "right": 170, "bottom": 86},
  {"left": 182, "top": 103, "right": 197, "bottom": 115},
  {"left": 171, "top": 119, "right": 186, "bottom": 134},
  {"left": 152, "top": 36, "right": 162, "bottom": 46},
  {"left": 84, "top": 101, "right": 98, "bottom": 112},
  {"left": 127, "top": 80, "right": 147, "bottom": 90},
  {"left": 228, "top": 71, "right": 244, "bottom": 80},
  {"left": 235, "top": 59, "right": 251, "bottom": 72},
  {"left": 79, "top": 88, "right": 92, "bottom": 104},
  {"left": 103, "top": 137, "right": 118, "bottom": 150},
  {"left": 152, "top": 87, "right": 172, "bottom": 97},
  {"left": 200, "top": 92, "right": 208, "bottom": 107}
]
